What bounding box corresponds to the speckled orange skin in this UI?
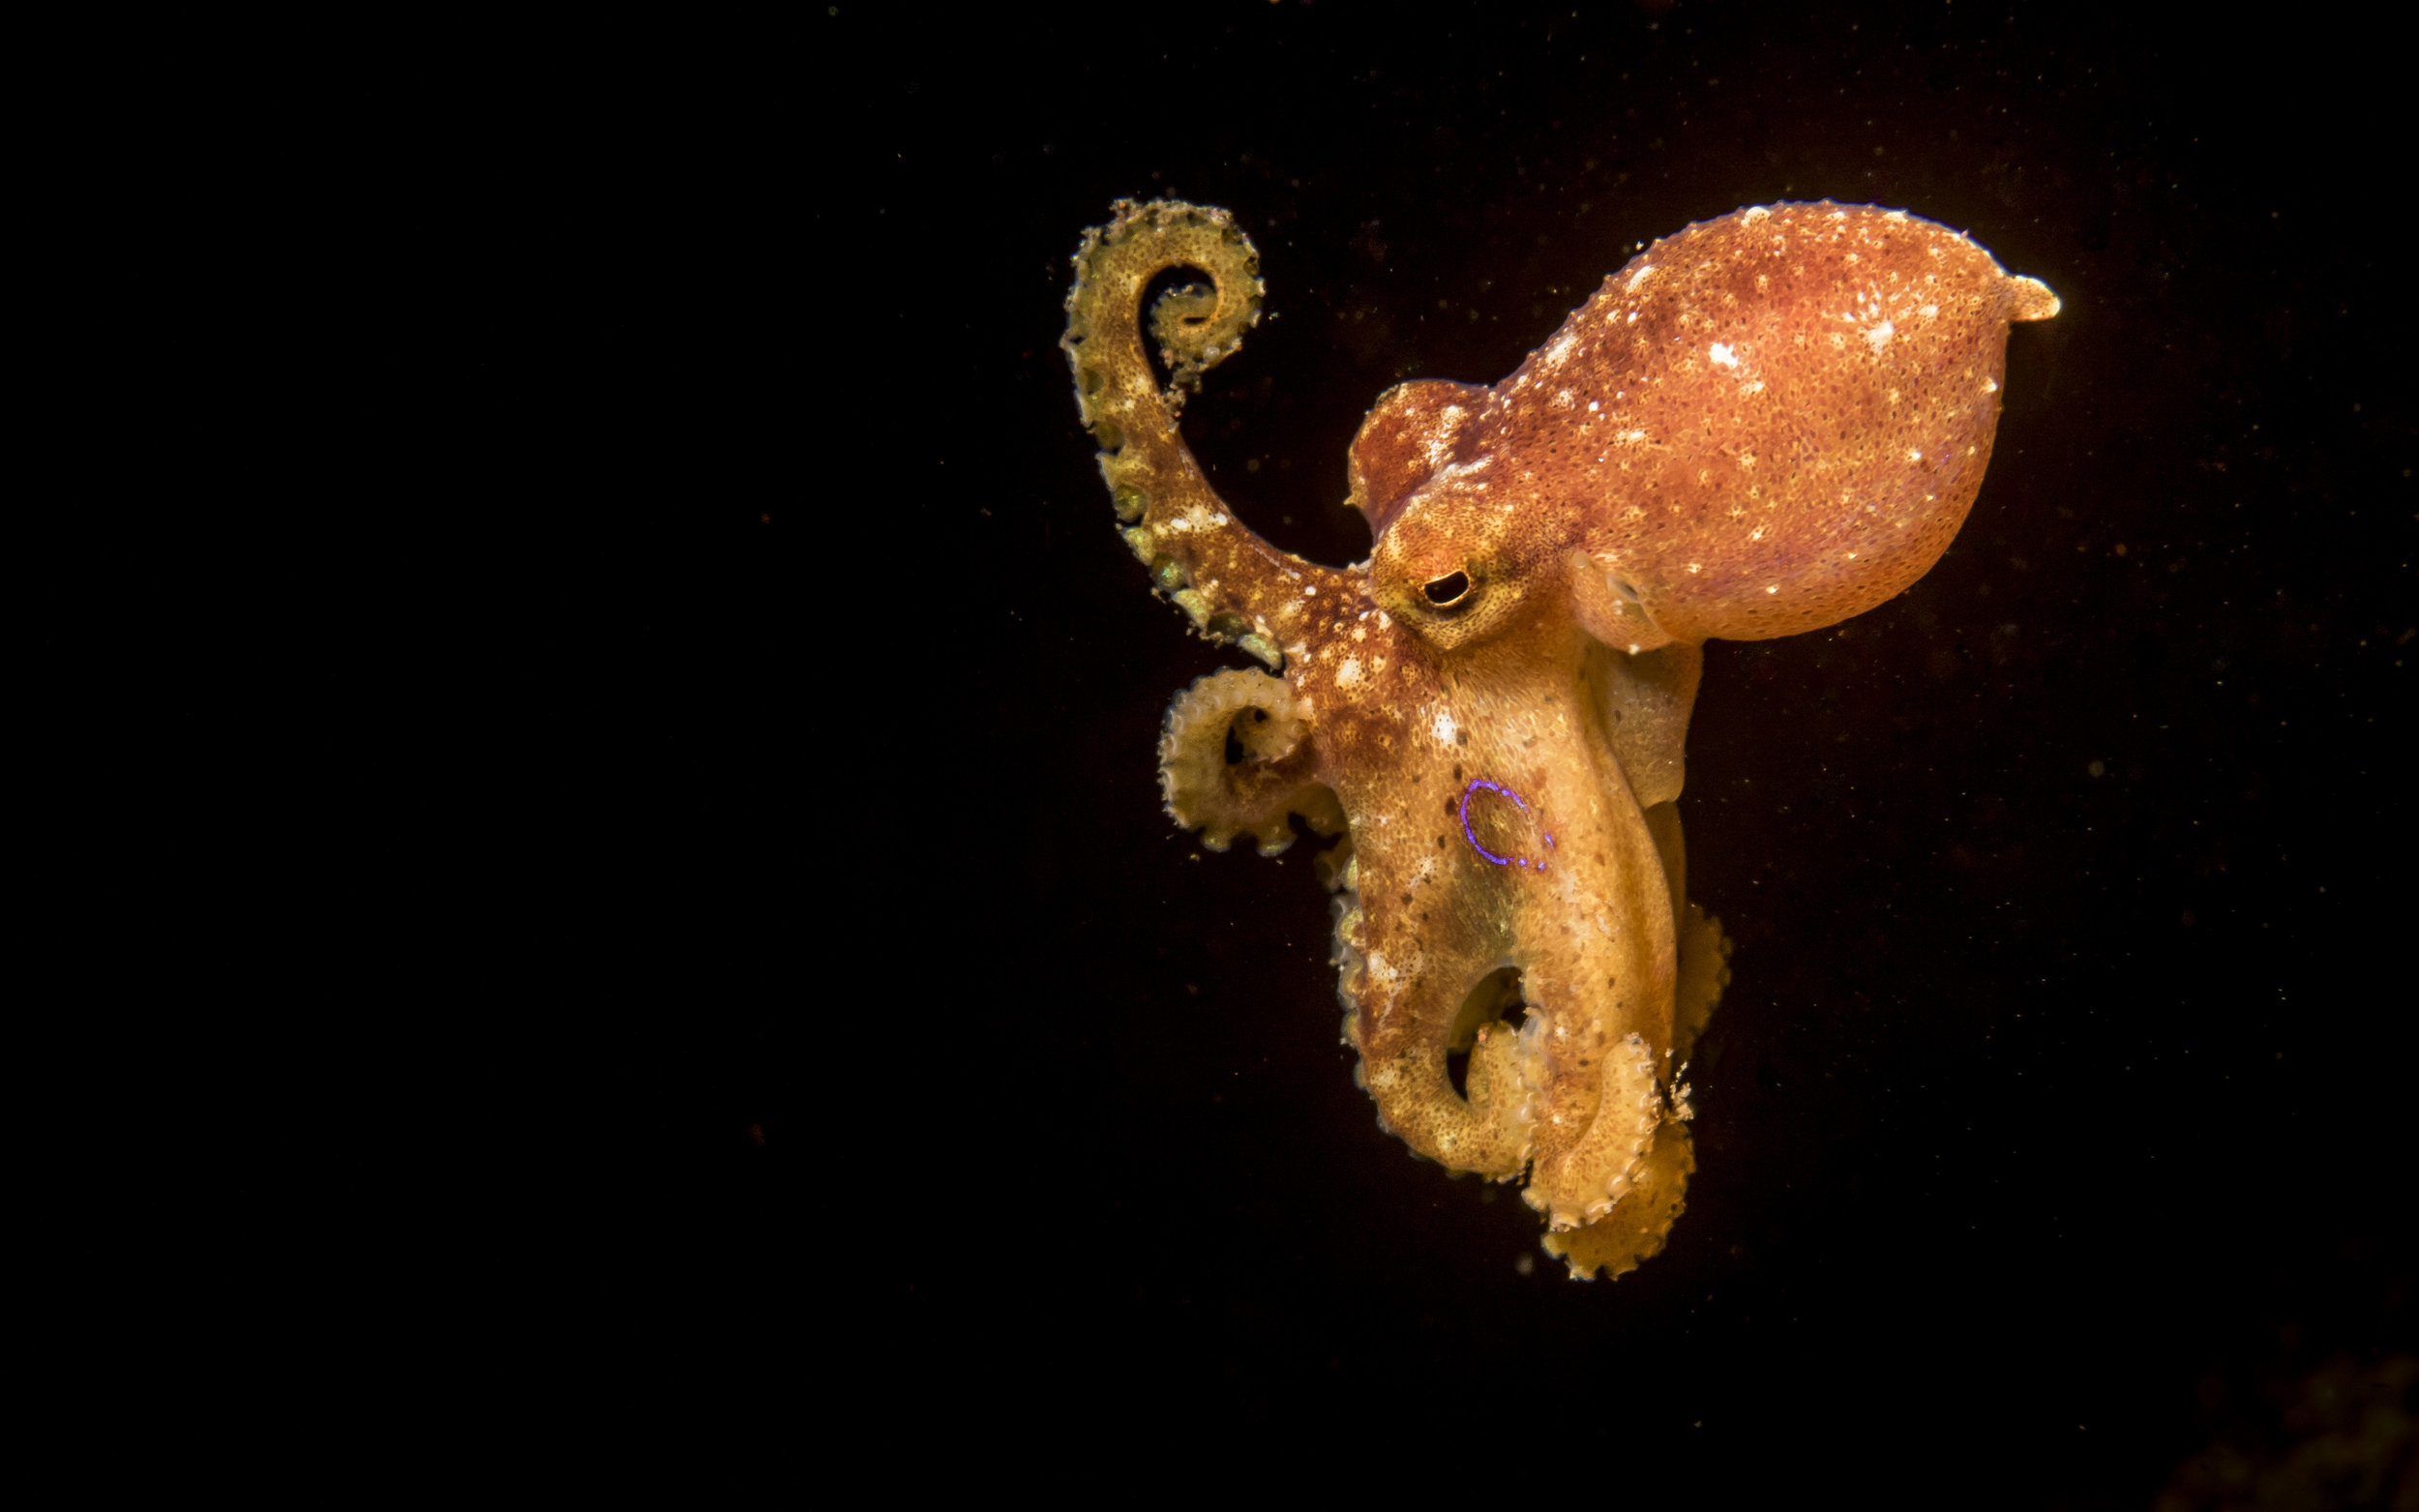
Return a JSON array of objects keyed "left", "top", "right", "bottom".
[{"left": 1064, "top": 199, "right": 2055, "bottom": 1278}]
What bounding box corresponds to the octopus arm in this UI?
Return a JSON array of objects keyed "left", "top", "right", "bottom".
[
  {"left": 1598, "top": 642, "right": 1704, "bottom": 810},
  {"left": 1062, "top": 199, "right": 1354, "bottom": 668},
  {"left": 1541, "top": 806, "right": 1731, "bottom": 1280},
  {"left": 1539, "top": 893, "right": 1731, "bottom": 1279},
  {"left": 1541, "top": 1122, "right": 1697, "bottom": 1281},
  {"left": 1160, "top": 668, "right": 1345, "bottom": 856},
  {"left": 1334, "top": 867, "right": 1542, "bottom": 1182}
]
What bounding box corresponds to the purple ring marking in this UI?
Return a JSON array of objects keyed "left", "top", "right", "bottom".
[{"left": 1459, "top": 779, "right": 1538, "bottom": 869}]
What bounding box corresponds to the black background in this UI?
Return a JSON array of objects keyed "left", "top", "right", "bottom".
[{"left": 523, "top": 3, "right": 2413, "bottom": 1498}]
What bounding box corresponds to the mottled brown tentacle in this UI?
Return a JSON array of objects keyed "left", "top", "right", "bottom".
[
  {"left": 1063, "top": 199, "right": 1352, "bottom": 668},
  {"left": 1541, "top": 1121, "right": 1696, "bottom": 1280},
  {"left": 1160, "top": 669, "right": 1345, "bottom": 855},
  {"left": 1598, "top": 642, "right": 1703, "bottom": 809},
  {"left": 1330, "top": 846, "right": 1538, "bottom": 1180}
]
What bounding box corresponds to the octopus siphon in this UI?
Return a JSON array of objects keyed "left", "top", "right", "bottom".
[{"left": 1062, "top": 198, "right": 2057, "bottom": 1278}]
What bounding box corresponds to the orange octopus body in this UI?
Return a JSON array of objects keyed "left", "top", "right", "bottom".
[{"left": 1067, "top": 198, "right": 2056, "bottom": 1278}]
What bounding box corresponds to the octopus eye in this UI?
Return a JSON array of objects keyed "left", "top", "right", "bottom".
[{"left": 1421, "top": 570, "right": 1474, "bottom": 608}]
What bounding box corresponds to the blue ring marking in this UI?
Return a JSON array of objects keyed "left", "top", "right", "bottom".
[{"left": 1459, "top": 779, "right": 1542, "bottom": 870}]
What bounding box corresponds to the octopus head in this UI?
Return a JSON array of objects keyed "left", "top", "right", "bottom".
[
  {"left": 1366, "top": 481, "right": 1538, "bottom": 654},
  {"left": 1351, "top": 378, "right": 1577, "bottom": 656}
]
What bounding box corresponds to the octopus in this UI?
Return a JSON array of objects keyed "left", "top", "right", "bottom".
[{"left": 1062, "top": 199, "right": 2058, "bottom": 1278}]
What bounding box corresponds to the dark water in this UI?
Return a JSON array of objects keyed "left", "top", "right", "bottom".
[{"left": 524, "top": 5, "right": 2413, "bottom": 1500}]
